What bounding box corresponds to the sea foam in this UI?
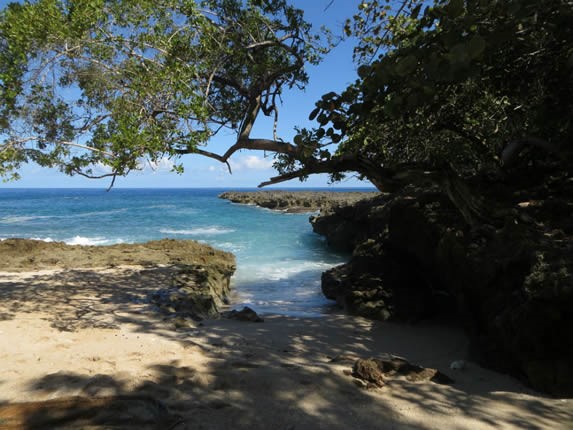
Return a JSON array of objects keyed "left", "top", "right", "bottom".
[
  {"left": 0, "top": 215, "right": 50, "bottom": 224},
  {"left": 159, "top": 227, "right": 235, "bottom": 235},
  {"left": 65, "top": 236, "right": 122, "bottom": 246}
]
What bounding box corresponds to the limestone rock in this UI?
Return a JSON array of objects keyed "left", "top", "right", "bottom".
[
  {"left": 151, "top": 264, "right": 234, "bottom": 320},
  {"left": 219, "top": 190, "right": 377, "bottom": 214},
  {"left": 351, "top": 357, "right": 453, "bottom": 389},
  {"left": 224, "top": 306, "right": 264, "bottom": 322},
  {"left": 352, "top": 358, "right": 385, "bottom": 388}
]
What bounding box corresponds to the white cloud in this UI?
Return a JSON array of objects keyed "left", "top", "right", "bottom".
[
  {"left": 93, "top": 162, "right": 114, "bottom": 175},
  {"left": 230, "top": 155, "right": 274, "bottom": 171},
  {"left": 138, "top": 157, "right": 175, "bottom": 173}
]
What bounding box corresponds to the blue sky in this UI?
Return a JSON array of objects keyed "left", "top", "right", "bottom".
[{"left": 1, "top": 0, "right": 370, "bottom": 189}]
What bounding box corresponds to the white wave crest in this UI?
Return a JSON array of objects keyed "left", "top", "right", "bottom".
[
  {"left": 0, "top": 215, "right": 50, "bottom": 224},
  {"left": 160, "top": 227, "right": 234, "bottom": 236},
  {"left": 68, "top": 209, "right": 128, "bottom": 218},
  {"left": 30, "top": 237, "right": 55, "bottom": 242},
  {"left": 65, "top": 236, "right": 122, "bottom": 246},
  {"left": 236, "top": 260, "right": 339, "bottom": 282},
  {"left": 209, "top": 241, "right": 245, "bottom": 253}
]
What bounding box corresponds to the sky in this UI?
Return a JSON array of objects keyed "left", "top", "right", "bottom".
[{"left": 1, "top": 0, "right": 371, "bottom": 189}]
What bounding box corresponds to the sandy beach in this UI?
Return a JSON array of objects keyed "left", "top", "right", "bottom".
[{"left": 0, "top": 265, "right": 571, "bottom": 429}]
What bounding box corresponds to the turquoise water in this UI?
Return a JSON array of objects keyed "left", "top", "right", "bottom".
[{"left": 0, "top": 188, "right": 359, "bottom": 316}]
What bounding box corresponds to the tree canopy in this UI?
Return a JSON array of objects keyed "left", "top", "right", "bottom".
[
  {"left": 0, "top": 0, "right": 326, "bottom": 184},
  {"left": 1, "top": 0, "right": 572, "bottom": 191},
  {"left": 271, "top": 0, "right": 573, "bottom": 190}
]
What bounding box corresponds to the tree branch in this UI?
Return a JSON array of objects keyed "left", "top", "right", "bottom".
[
  {"left": 258, "top": 154, "right": 381, "bottom": 188},
  {"left": 178, "top": 137, "right": 298, "bottom": 160}
]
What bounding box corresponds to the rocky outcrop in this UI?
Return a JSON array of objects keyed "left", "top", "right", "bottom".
[
  {"left": 350, "top": 356, "right": 454, "bottom": 389},
  {"left": 312, "top": 182, "right": 573, "bottom": 397},
  {"left": 223, "top": 306, "right": 264, "bottom": 322},
  {"left": 310, "top": 193, "right": 390, "bottom": 251},
  {"left": 0, "top": 239, "right": 236, "bottom": 321},
  {"left": 219, "top": 190, "right": 377, "bottom": 213},
  {"left": 150, "top": 263, "right": 234, "bottom": 320},
  {"left": 0, "top": 238, "right": 235, "bottom": 272},
  {"left": 317, "top": 189, "right": 459, "bottom": 321}
]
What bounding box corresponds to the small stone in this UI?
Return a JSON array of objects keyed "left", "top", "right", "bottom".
[
  {"left": 225, "top": 306, "right": 264, "bottom": 322},
  {"left": 352, "top": 358, "right": 385, "bottom": 388},
  {"left": 450, "top": 360, "right": 466, "bottom": 370}
]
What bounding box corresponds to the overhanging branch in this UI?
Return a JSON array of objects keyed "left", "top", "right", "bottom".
[
  {"left": 178, "top": 137, "right": 299, "bottom": 164},
  {"left": 257, "top": 154, "right": 383, "bottom": 188}
]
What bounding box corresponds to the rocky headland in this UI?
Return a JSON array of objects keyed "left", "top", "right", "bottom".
[
  {"left": 219, "top": 190, "right": 377, "bottom": 213},
  {"left": 224, "top": 185, "right": 573, "bottom": 397}
]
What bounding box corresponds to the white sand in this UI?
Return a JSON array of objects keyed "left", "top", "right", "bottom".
[{"left": 0, "top": 267, "right": 571, "bottom": 429}]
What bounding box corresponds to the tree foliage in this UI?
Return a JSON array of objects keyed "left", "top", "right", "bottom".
[
  {"left": 272, "top": 0, "right": 573, "bottom": 190},
  {"left": 1, "top": 0, "right": 572, "bottom": 191},
  {"left": 0, "top": 0, "right": 325, "bottom": 183}
]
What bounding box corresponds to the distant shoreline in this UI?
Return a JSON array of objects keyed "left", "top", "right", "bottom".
[{"left": 219, "top": 190, "right": 378, "bottom": 213}]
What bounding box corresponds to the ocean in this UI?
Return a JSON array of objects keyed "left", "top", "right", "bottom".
[{"left": 0, "top": 188, "right": 359, "bottom": 316}]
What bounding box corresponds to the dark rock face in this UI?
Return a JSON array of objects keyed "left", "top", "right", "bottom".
[
  {"left": 312, "top": 185, "right": 573, "bottom": 397},
  {"left": 310, "top": 194, "right": 390, "bottom": 252},
  {"left": 316, "top": 190, "right": 459, "bottom": 322}
]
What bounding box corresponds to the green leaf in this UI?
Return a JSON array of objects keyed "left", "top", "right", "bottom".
[
  {"left": 411, "top": 4, "right": 422, "bottom": 20},
  {"left": 395, "top": 55, "right": 418, "bottom": 76},
  {"left": 357, "top": 64, "right": 371, "bottom": 78},
  {"left": 317, "top": 113, "right": 329, "bottom": 126},
  {"left": 450, "top": 43, "right": 469, "bottom": 65},
  {"left": 467, "top": 35, "right": 486, "bottom": 59},
  {"left": 308, "top": 107, "right": 320, "bottom": 121},
  {"left": 321, "top": 92, "right": 337, "bottom": 101},
  {"left": 445, "top": 0, "right": 464, "bottom": 18}
]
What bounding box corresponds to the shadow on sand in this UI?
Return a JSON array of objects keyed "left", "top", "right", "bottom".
[{"left": 0, "top": 267, "right": 571, "bottom": 429}]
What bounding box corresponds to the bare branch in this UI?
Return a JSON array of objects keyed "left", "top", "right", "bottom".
[
  {"left": 56, "top": 141, "right": 116, "bottom": 157},
  {"left": 176, "top": 136, "right": 299, "bottom": 168},
  {"left": 245, "top": 34, "right": 297, "bottom": 49},
  {"left": 258, "top": 154, "right": 372, "bottom": 187}
]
